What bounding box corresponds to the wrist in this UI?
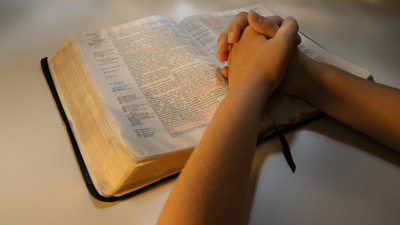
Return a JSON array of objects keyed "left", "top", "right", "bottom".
[
  {"left": 290, "top": 56, "right": 324, "bottom": 100},
  {"left": 227, "top": 82, "right": 272, "bottom": 113},
  {"left": 294, "top": 58, "right": 334, "bottom": 105}
]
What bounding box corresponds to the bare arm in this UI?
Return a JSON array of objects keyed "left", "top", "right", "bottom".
[
  {"left": 219, "top": 11, "right": 400, "bottom": 152},
  {"left": 157, "top": 82, "right": 266, "bottom": 225},
  {"left": 157, "top": 17, "right": 299, "bottom": 225},
  {"left": 294, "top": 58, "right": 400, "bottom": 152}
]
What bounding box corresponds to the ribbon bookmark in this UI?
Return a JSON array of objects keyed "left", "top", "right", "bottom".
[{"left": 273, "top": 124, "right": 296, "bottom": 173}]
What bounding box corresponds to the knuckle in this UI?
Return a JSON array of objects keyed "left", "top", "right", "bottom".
[
  {"left": 263, "top": 18, "right": 275, "bottom": 28},
  {"left": 269, "top": 15, "right": 284, "bottom": 26},
  {"left": 218, "top": 29, "right": 228, "bottom": 40},
  {"left": 237, "top": 11, "right": 248, "bottom": 18},
  {"left": 275, "top": 38, "right": 291, "bottom": 50},
  {"left": 243, "top": 26, "right": 252, "bottom": 33}
]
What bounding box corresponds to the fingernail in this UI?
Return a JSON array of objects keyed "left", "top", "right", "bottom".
[
  {"left": 250, "top": 10, "right": 261, "bottom": 22},
  {"left": 228, "top": 32, "right": 233, "bottom": 43},
  {"left": 286, "top": 16, "right": 297, "bottom": 23},
  {"left": 218, "top": 40, "right": 222, "bottom": 49}
]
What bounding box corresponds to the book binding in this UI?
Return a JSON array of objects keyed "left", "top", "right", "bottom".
[{"left": 41, "top": 57, "right": 177, "bottom": 202}]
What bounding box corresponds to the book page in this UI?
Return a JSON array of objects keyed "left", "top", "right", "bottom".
[
  {"left": 74, "top": 16, "right": 227, "bottom": 158},
  {"left": 72, "top": 5, "right": 372, "bottom": 158}
]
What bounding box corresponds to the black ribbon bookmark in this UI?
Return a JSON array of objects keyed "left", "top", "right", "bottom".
[{"left": 273, "top": 124, "right": 296, "bottom": 173}]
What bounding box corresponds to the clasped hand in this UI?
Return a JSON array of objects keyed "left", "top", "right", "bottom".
[{"left": 217, "top": 11, "right": 306, "bottom": 98}]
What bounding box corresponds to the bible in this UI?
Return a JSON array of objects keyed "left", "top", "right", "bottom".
[{"left": 41, "top": 4, "right": 371, "bottom": 201}]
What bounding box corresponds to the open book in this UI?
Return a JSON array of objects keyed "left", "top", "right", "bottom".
[{"left": 41, "top": 4, "right": 371, "bottom": 201}]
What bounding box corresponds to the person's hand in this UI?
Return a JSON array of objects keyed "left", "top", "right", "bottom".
[
  {"left": 217, "top": 11, "right": 301, "bottom": 76},
  {"left": 218, "top": 11, "right": 314, "bottom": 97},
  {"left": 227, "top": 16, "right": 300, "bottom": 100}
]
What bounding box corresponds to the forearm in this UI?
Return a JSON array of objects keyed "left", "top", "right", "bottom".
[
  {"left": 157, "top": 87, "right": 268, "bottom": 225},
  {"left": 297, "top": 59, "right": 400, "bottom": 152},
  {"left": 157, "top": 16, "right": 299, "bottom": 224}
]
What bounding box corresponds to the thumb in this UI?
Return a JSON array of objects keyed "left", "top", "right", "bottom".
[
  {"left": 248, "top": 11, "right": 302, "bottom": 45},
  {"left": 247, "top": 10, "right": 280, "bottom": 39},
  {"left": 274, "top": 17, "right": 299, "bottom": 49},
  {"left": 266, "top": 17, "right": 299, "bottom": 82}
]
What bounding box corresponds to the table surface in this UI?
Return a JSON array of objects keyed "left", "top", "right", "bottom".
[{"left": 1, "top": 0, "right": 400, "bottom": 224}]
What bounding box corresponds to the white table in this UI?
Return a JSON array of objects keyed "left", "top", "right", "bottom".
[{"left": 1, "top": 0, "right": 399, "bottom": 224}]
